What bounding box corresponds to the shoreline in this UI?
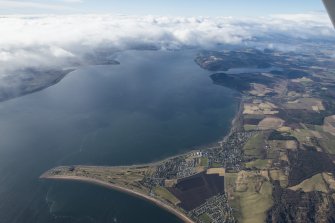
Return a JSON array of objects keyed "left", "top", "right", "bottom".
[
  {"left": 40, "top": 98, "right": 244, "bottom": 223},
  {"left": 40, "top": 175, "right": 195, "bottom": 223}
]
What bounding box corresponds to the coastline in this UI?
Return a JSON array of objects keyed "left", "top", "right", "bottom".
[
  {"left": 40, "top": 97, "right": 244, "bottom": 223},
  {"left": 40, "top": 175, "right": 195, "bottom": 223}
]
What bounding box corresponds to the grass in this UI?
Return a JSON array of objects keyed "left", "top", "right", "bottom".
[
  {"left": 289, "top": 173, "right": 328, "bottom": 193},
  {"left": 154, "top": 187, "right": 180, "bottom": 205},
  {"left": 238, "top": 188, "right": 273, "bottom": 223},
  {"left": 318, "top": 131, "right": 335, "bottom": 154},
  {"left": 243, "top": 114, "right": 266, "bottom": 120},
  {"left": 244, "top": 125, "right": 258, "bottom": 131},
  {"left": 199, "top": 213, "right": 212, "bottom": 223},
  {"left": 270, "top": 170, "right": 288, "bottom": 188},
  {"left": 211, "top": 162, "right": 222, "bottom": 168},
  {"left": 243, "top": 132, "right": 266, "bottom": 158},
  {"left": 245, "top": 159, "right": 270, "bottom": 169},
  {"left": 314, "top": 125, "right": 324, "bottom": 132},
  {"left": 200, "top": 157, "right": 209, "bottom": 167},
  {"left": 229, "top": 171, "right": 273, "bottom": 223},
  {"left": 291, "top": 129, "right": 312, "bottom": 144},
  {"left": 224, "top": 172, "right": 238, "bottom": 194}
]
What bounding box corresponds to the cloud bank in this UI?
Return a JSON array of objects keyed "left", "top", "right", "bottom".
[{"left": 0, "top": 13, "right": 334, "bottom": 74}]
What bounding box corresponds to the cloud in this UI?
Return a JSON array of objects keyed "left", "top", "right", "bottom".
[
  {"left": 0, "top": 0, "right": 76, "bottom": 11},
  {"left": 0, "top": 12, "right": 334, "bottom": 74}
]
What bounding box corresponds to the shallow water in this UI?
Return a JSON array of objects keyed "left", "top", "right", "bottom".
[{"left": 0, "top": 50, "right": 238, "bottom": 223}]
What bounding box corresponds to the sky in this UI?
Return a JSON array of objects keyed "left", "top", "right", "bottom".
[
  {"left": 0, "top": 0, "right": 326, "bottom": 16},
  {"left": 0, "top": 0, "right": 333, "bottom": 79}
]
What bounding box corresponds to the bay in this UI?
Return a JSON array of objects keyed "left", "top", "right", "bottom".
[{"left": 0, "top": 50, "right": 238, "bottom": 223}]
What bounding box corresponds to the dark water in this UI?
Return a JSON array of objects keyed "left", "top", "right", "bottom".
[{"left": 0, "top": 50, "right": 238, "bottom": 223}]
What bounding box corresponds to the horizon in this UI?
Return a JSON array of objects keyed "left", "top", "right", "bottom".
[{"left": 0, "top": 0, "right": 326, "bottom": 16}]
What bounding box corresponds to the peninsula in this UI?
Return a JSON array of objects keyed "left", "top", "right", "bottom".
[{"left": 41, "top": 48, "right": 335, "bottom": 223}]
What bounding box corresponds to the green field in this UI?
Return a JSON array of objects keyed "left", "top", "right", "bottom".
[
  {"left": 243, "top": 132, "right": 266, "bottom": 158},
  {"left": 154, "top": 187, "right": 180, "bottom": 205},
  {"left": 244, "top": 125, "right": 258, "bottom": 131},
  {"left": 200, "top": 157, "right": 209, "bottom": 167},
  {"left": 199, "top": 213, "right": 212, "bottom": 223},
  {"left": 245, "top": 159, "right": 270, "bottom": 169},
  {"left": 229, "top": 171, "right": 273, "bottom": 223},
  {"left": 270, "top": 170, "right": 288, "bottom": 188},
  {"left": 211, "top": 162, "right": 222, "bottom": 168},
  {"left": 319, "top": 132, "right": 335, "bottom": 154},
  {"left": 289, "top": 173, "right": 328, "bottom": 193}
]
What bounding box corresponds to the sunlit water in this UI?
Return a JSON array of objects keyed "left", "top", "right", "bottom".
[{"left": 0, "top": 50, "right": 238, "bottom": 223}]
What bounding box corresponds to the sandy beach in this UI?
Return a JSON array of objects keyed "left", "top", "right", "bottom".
[{"left": 40, "top": 174, "right": 195, "bottom": 223}]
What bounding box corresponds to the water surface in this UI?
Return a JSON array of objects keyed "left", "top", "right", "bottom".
[{"left": 0, "top": 50, "right": 238, "bottom": 223}]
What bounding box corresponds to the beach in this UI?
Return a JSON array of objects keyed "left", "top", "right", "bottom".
[{"left": 40, "top": 174, "right": 195, "bottom": 223}]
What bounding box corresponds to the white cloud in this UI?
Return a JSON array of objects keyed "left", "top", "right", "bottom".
[
  {"left": 0, "top": 0, "right": 75, "bottom": 11},
  {"left": 0, "top": 12, "right": 334, "bottom": 74}
]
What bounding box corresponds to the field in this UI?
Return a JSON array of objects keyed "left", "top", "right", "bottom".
[
  {"left": 199, "top": 213, "right": 212, "bottom": 223},
  {"left": 200, "top": 157, "right": 209, "bottom": 167},
  {"left": 245, "top": 159, "right": 271, "bottom": 170},
  {"left": 269, "top": 170, "right": 288, "bottom": 188},
  {"left": 317, "top": 131, "right": 335, "bottom": 154},
  {"left": 249, "top": 83, "right": 273, "bottom": 97},
  {"left": 206, "top": 168, "right": 226, "bottom": 176},
  {"left": 154, "top": 186, "right": 181, "bottom": 205},
  {"left": 285, "top": 98, "right": 325, "bottom": 112},
  {"left": 323, "top": 173, "right": 335, "bottom": 190},
  {"left": 291, "top": 77, "right": 313, "bottom": 84},
  {"left": 291, "top": 129, "right": 316, "bottom": 146},
  {"left": 258, "top": 117, "right": 285, "bottom": 130},
  {"left": 323, "top": 115, "right": 335, "bottom": 136},
  {"left": 268, "top": 140, "right": 298, "bottom": 151},
  {"left": 227, "top": 171, "right": 273, "bottom": 223},
  {"left": 224, "top": 172, "right": 238, "bottom": 198},
  {"left": 289, "top": 173, "right": 328, "bottom": 193},
  {"left": 243, "top": 124, "right": 258, "bottom": 131},
  {"left": 266, "top": 139, "right": 295, "bottom": 162},
  {"left": 168, "top": 172, "right": 225, "bottom": 211},
  {"left": 243, "top": 132, "right": 266, "bottom": 158},
  {"left": 243, "top": 102, "right": 278, "bottom": 115}
]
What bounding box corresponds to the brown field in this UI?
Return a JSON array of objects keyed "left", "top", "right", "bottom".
[
  {"left": 243, "top": 102, "right": 278, "bottom": 115},
  {"left": 285, "top": 98, "right": 325, "bottom": 112},
  {"left": 323, "top": 173, "right": 335, "bottom": 190},
  {"left": 268, "top": 140, "right": 298, "bottom": 151},
  {"left": 277, "top": 126, "right": 292, "bottom": 132},
  {"left": 270, "top": 170, "right": 288, "bottom": 188},
  {"left": 273, "top": 80, "right": 287, "bottom": 96},
  {"left": 165, "top": 179, "right": 178, "bottom": 187},
  {"left": 287, "top": 91, "right": 302, "bottom": 98},
  {"left": 323, "top": 115, "right": 335, "bottom": 136},
  {"left": 267, "top": 140, "right": 298, "bottom": 162},
  {"left": 206, "top": 168, "right": 226, "bottom": 176},
  {"left": 291, "top": 77, "right": 313, "bottom": 84},
  {"left": 258, "top": 117, "right": 285, "bottom": 130},
  {"left": 249, "top": 83, "right": 273, "bottom": 97}
]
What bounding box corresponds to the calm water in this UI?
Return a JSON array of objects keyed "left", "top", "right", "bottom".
[{"left": 0, "top": 50, "right": 238, "bottom": 223}]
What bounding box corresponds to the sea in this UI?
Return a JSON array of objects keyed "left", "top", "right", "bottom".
[{"left": 0, "top": 50, "right": 238, "bottom": 223}]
